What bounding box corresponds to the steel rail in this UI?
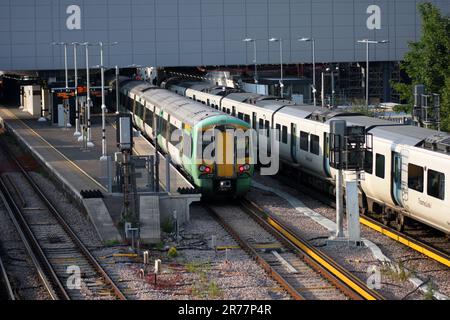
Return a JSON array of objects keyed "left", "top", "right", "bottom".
[
  {"left": 0, "top": 139, "right": 126, "bottom": 300},
  {"left": 204, "top": 205, "right": 306, "bottom": 300},
  {"left": 0, "top": 252, "right": 15, "bottom": 300},
  {"left": 283, "top": 177, "right": 450, "bottom": 268},
  {"left": 0, "top": 176, "right": 64, "bottom": 300},
  {"left": 240, "top": 198, "right": 385, "bottom": 300}
]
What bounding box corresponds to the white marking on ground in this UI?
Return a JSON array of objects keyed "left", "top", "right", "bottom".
[{"left": 271, "top": 251, "right": 298, "bottom": 274}]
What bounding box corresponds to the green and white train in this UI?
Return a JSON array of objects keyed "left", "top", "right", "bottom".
[{"left": 114, "top": 78, "right": 253, "bottom": 197}]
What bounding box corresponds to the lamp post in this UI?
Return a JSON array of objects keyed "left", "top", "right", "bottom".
[
  {"left": 72, "top": 42, "right": 81, "bottom": 136},
  {"left": 51, "top": 42, "right": 70, "bottom": 128},
  {"left": 95, "top": 42, "right": 118, "bottom": 161},
  {"left": 269, "top": 38, "right": 284, "bottom": 98},
  {"left": 115, "top": 66, "right": 120, "bottom": 114},
  {"left": 357, "top": 39, "right": 389, "bottom": 108},
  {"left": 242, "top": 38, "right": 258, "bottom": 84},
  {"left": 298, "top": 37, "right": 316, "bottom": 106},
  {"left": 81, "top": 42, "right": 94, "bottom": 147}
]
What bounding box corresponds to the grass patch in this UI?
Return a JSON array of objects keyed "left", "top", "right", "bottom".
[
  {"left": 423, "top": 283, "right": 435, "bottom": 300},
  {"left": 167, "top": 246, "right": 178, "bottom": 258},
  {"left": 161, "top": 217, "right": 174, "bottom": 233},
  {"left": 153, "top": 241, "right": 165, "bottom": 250},
  {"left": 187, "top": 261, "right": 223, "bottom": 299},
  {"left": 380, "top": 261, "right": 412, "bottom": 283},
  {"left": 104, "top": 239, "right": 122, "bottom": 246}
]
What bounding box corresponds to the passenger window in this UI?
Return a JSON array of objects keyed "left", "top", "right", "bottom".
[
  {"left": 427, "top": 169, "right": 445, "bottom": 200},
  {"left": 238, "top": 112, "right": 243, "bottom": 120},
  {"left": 265, "top": 120, "right": 270, "bottom": 137},
  {"left": 310, "top": 134, "right": 319, "bottom": 155},
  {"left": 375, "top": 154, "right": 385, "bottom": 178},
  {"left": 259, "top": 119, "right": 264, "bottom": 129},
  {"left": 365, "top": 151, "right": 373, "bottom": 174},
  {"left": 300, "top": 131, "right": 309, "bottom": 151},
  {"left": 275, "top": 124, "right": 281, "bottom": 141},
  {"left": 281, "top": 126, "right": 288, "bottom": 144},
  {"left": 408, "top": 163, "right": 423, "bottom": 192},
  {"left": 244, "top": 114, "right": 250, "bottom": 124}
]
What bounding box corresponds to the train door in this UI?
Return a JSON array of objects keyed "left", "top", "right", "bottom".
[
  {"left": 392, "top": 152, "right": 403, "bottom": 206},
  {"left": 392, "top": 150, "right": 409, "bottom": 208},
  {"left": 401, "top": 149, "right": 409, "bottom": 205},
  {"left": 290, "top": 123, "right": 298, "bottom": 163},
  {"left": 216, "top": 126, "right": 234, "bottom": 177},
  {"left": 323, "top": 132, "right": 331, "bottom": 177}
]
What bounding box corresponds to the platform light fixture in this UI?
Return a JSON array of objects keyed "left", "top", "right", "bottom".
[
  {"left": 71, "top": 42, "right": 81, "bottom": 137},
  {"left": 268, "top": 38, "right": 284, "bottom": 98},
  {"left": 51, "top": 42, "right": 71, "bottom": 128},
  {"left": 298, "top": 37, "right": 316, "bottom": 107},
  {"left": 80, "top": 42, "right": 95, "bottom": 147},
  {"left": 242, "top": 38, "right": 258, "bottom": 84},
  {"left": 356, "top": 39, "right": 389, "bottom": 108},
  {"left": 94, "top": 42, "right": 118, "bottom": 161},
  {"left": 51, "top": 42, "right": 69, "bottom": 91}
]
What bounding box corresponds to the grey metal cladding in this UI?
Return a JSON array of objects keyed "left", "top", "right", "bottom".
[{"left": 0, "top": 0, "right": 449, "bottom": 70}]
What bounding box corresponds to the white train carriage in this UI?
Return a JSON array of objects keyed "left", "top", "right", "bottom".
[
  {"left": 363, "top": 125, "right": 450, "bottom": 233},
  {"left": 166, "top": 79, "right": 450, "bottom": 234}
]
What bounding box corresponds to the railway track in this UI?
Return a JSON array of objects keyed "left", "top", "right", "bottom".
[
  {"left": 0, "top": 141, "right": 126, "bottom": 300},
  {"left": 205, "top": 200, "right": 384, "bottom": 300},
  {"left": 0, "top": 252, "right": 15, "bottom": 300},
  {"left": 276, "top": 175, "right": 450, "bottom": 269}
]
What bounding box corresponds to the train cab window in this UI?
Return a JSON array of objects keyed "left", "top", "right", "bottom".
[
  {"left": 300, "top": 131, "right": 309, "bottom": 151},
  {"left": 408, "top": 164, "right": 423, "bottom": 192},
  {"left": 238, "top": 112, "right": 243, "bottom": 120},
  {"left": 364, "top": 151, "right": 373, "bottom": 174},
  {"left": 310, "top": 134, "right": 319, "bottom": 155},
  {"left": 281, "top": 126, "right": 288, "bottom": 144},
  {"left": 427, "top": 169, "right": 444, "bottom": 200},
  {"left": 375, "top": 154, "right": 385, "bottom": 178},
  {"left": 275, "top": 124, "right": 281, "bottom": 141}
]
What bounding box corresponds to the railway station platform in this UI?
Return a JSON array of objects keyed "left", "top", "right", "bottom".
[{"left": 0, "top": 105, "right": 200, "bottom": 244}]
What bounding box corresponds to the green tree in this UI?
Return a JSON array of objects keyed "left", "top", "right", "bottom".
[{"left": 392, "top": 2, "right": 450, "bottom": 131}]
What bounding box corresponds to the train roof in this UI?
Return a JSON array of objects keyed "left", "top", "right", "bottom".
[{"left": 329, "top": 114, "right": 450, "bottom": 151}]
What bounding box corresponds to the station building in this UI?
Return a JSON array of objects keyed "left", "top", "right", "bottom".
[{"left": 1, "top": 0, "right": 449, "bottom": 103}]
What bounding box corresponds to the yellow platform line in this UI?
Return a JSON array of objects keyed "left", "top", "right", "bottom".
[
  {"left": 360, "top": 217, "right": 450, "bottom": 268},
  {"left": 4, "top": 110, "right": 107, "bottom": 192}
]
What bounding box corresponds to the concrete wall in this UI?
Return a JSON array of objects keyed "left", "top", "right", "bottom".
[
  {"left": 0, "top": 0, "right": 449, "bottom": 70},
  {"left": 23, "top": 85, "right": 41, "bottom": 116}
]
